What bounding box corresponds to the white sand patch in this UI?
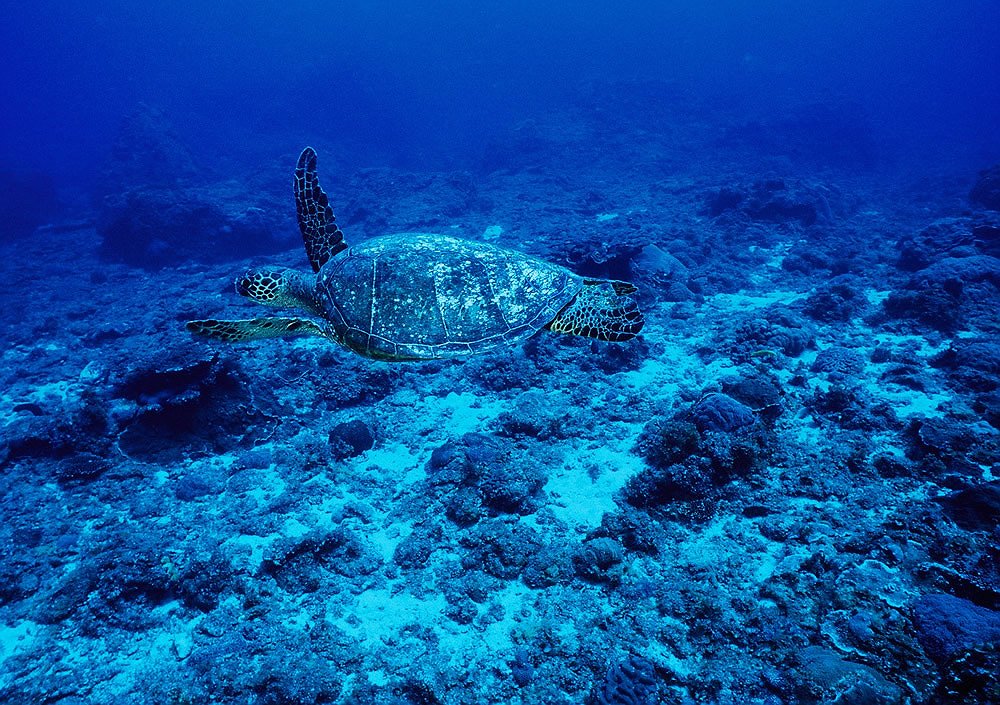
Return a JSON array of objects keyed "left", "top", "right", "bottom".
[
  {"left": 868, "top": 332, "right": 948, "bottom": 358},
  {"left": 429, "top": 391, "right": 507, "bottom": 434},
  {"left": 362, "top": 442, "right": 425, "bottom": 480},
  {"left": 753, "top": 542, "right": 783, "bottom": 583},
  {"left": 334, "top": 588, "right": 448, "bottom": 644},
  {"left": 386, "top": 388, "right": 507, "bottom": 445},
  {"left": 244, "top": 465, "right": 288, "bottom": 506},
  {"left": 333, "top": 581, "right": 545, "bottom": 672},
  {"left": 223, "top": 534, "right": 273, "bottom": 572},
  {"left": 677, "top": 515, "right": 733, "bottom": 569},
  {"left": 708, "top": 290, "right": 807, "bottom": 309},
  {"left": 866, "top": 289, "right": 891, "bottom": 305},
  {"left": 367, "top": 520, "right": 413, "bottom": 563},
  {"left": 0, "top": 620, "right": 37, "bottom": 666},
  {"left": 794, "top": 416, "right": 825, "bottom": 446},
  {"left": 759, "top": 241, "right": 793, "bottom": 268},
  {"left": 477, "top": 581, "right": 536, "bottom": 653},
  {"left": 20, "top": 380, "right": 77, "bottom": 406},
  {"left": 546, "top": 442, "right": 643, "bottom": 528},
  {"left": 875, "top": 387, "right": 950, "bottom": 417}
]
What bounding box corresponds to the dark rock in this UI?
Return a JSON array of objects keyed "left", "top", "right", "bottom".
[
  {"left": 896, "top": 218, "right": 977, "bottom": 272},
  {"left": 937, "top": 481, "right": 1000, "bottom": 533},
  {"left": 510, "top": 648, "right": 535, "bottom": 687},
  {"left": 175, "top": 468, "right": 224, "bottom": 501},
  {"left": 393, "top": 530, "right": 437, "bottom": 570},
  {"left": 397, "top": 680, "right": 444, "bottom": 705},
  {"left": 329, "top": 420, "right": 375, "bottom": 459},
  {"left": 721, "top": 375, "right": 783, "bottom": 418},
  {"left": 635, "top": 420, "right": 699, "bottom": 468},
  {"left": 971, "top": 164, "right": 1000, "bottom": 210},
  {"left": 880, "top": 363, "right": 926, "bottom": 391},
  {"left": 495, "top": 390, "right": 566, "bottom": 440},
  {"left": 732, "top": 313, "right": 813, "bottom": 359},
  {"left": 563, "top": 241, "right": 645, "bottom": 284},
  {"left": 933, "top": 340, "right": 1000, "bottom": 375},
  {"left": 930, "top": 643, "right": 1000, "bottom": 704},
  {"left": 917, "top": 255, "right": 1000, "bottom": 289},
  {"left": 573, "top": 538, "right": 625, "bottom": 585},
  {"left": 912, "top": 593, "right": 1000, "bottom": 663},
  {"left": 722, "top": 102, "right": 877, "bottom": 169},
  {"left": 931, "top": 339, "right": 1000, "bottom": 392},
  {"left": 811, "top": 346, "right": 866, "bottom": 377},
  {"left": 690, "top": 393, "right": 755, "bottom": 433},
  {"left": 98, "top": 184, "right": 294, "bottom": 268},
  {"left": 427, "top": 434, "right": 546, "bottom": 519},
  {"left": 95, "top": 103, "right": 201, "bottom": 202},
  {"left": 594, "top": 655, "right": 658, "bottom": 705},
  {"left": 793, "top": 646, "right": 902, "bottom": 704},
  {"left": 708, "top": 178, "right": 827, "bottom": 226},
  {"left": 883, "top": 285, "right": 962, "bottom": 333},
  {"left": 632, "top": 244, "right": 690, "bottom": 293},
  {"left": 803, "top": 279, "right": 868, "bottom": 323},
  {"left": 522, "top": 544, "right": 574, "bottom": 588},
  {"left": 596, "top": 510, "right": 663, "bottom": 556},
  {"left": 807, "top": 385, "right": 893, "bottom": 431},
  {"left": 176, "top": 549, "right": 235, "bottom": 611},
  {"left": 53, "top": 453, "right": 111, "bottom": 486},
  {"left": 4, "top": 391, "right": 112, "bottom": 463},
  {"left": 261, "top": 528, "right": 382, "bottom": 593},
  {"left": 625, "top": 460, "right": 714, "bottom": 505},
  {"left": 973, "top": 220, "right": 1000, "bottom": 258},
  {"left": 973, "top": 392, "right": 1000, "bottom": 430},
  {"left": 707, "top": 187, "right": 745, "bottom": 216},
  {"left": 871, "top": 453, "right": 911, "bottom": 479},
  {"left": 910, "top": 417, "right": 977, "bottom": 458},
  {"left": 459, "top": 517, "right": 541, "bottom": 581},
  {"left": 115, "top": 351, "right": 275, "bottom": 463},
  {"left": 698, "top": 429, "right": 768, "bottom": 482}
]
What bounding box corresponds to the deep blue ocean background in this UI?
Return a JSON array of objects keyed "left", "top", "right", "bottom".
[
  {"left": 2, "top": 2, "right": 1000, "bottom": 704},
  {"left": 3, "top": 0, "right": 999, "bottom": 186}
]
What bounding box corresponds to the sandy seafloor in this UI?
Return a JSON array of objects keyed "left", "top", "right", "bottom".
[{"left": 1, "top": 95, "right": 999, "bottom": 704}]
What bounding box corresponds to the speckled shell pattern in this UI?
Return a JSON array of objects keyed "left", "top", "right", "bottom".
[{"left": 316, "top": 233, "right": 583, "bottom": 360}]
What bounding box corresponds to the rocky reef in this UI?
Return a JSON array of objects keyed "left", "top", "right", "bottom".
[{"left": 1, "top": 89, "right": 999, "bottom": 704}]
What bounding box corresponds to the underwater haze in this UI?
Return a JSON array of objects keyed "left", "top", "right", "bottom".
[
  {"left": 3, "top": 0, "right": 999, "bottom": 183},
  {"left": 2, "top": 1, "right": 1000, "bottom": 704}
]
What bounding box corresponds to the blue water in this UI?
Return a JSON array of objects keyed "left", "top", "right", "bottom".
[
  {"left": 3, "top": 0, "right": 998, "bottom": 183},
  {"left": 2, "top": 2, "right": 1000, "bottom": 704}
]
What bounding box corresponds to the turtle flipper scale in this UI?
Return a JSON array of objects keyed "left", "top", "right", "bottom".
[
  {"left": 548, "top": 280, "right": 644, "bottom": 342},
  {"left": 186, "top": 318, "right": 328, "bottom": 343},
  {"left": 295, "top": 146, "right": 347, "bottom": 272}
]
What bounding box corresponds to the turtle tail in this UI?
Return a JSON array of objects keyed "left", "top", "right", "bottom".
[{"left": 548, "top": 280, "right": 644, "bottom": 342}]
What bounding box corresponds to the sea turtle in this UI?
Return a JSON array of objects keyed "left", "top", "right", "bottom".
[{"left": 186, "top": 147, "right": 644, "bottom": 361}]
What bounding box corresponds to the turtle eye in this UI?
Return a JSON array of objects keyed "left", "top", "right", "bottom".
[{"left": 235, "top": 276, "right": 252, "bottom": 296}]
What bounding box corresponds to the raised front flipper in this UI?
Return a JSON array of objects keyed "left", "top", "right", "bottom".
[
  {"left": 186, "top": 318, "right": 328, "bottom": 343},
  {"left": 295, "top": 147, "right": 347, "bottom": 272}
]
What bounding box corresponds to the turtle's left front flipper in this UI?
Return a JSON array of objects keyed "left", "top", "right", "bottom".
[{"left": 186, "top": 318, "right": 328, "bottom": 343}]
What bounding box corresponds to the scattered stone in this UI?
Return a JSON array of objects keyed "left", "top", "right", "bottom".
[{"left": 328, "top": 420, "right": 375, "bottom": 459}]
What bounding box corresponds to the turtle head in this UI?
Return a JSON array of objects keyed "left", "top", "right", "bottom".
[{"left": 236, "top": 268, "right": 314, "bottom": 310}]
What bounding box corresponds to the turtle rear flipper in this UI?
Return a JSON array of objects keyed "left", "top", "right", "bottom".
[
  {"left": 548, "top": 280, "right": 644, "bottom": 342},
  {"left": 295, "top": 147, "right": 347, "bottom": 272},
  {"left": 186, "top": 318, "right": 328, "bottom": 343}
]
